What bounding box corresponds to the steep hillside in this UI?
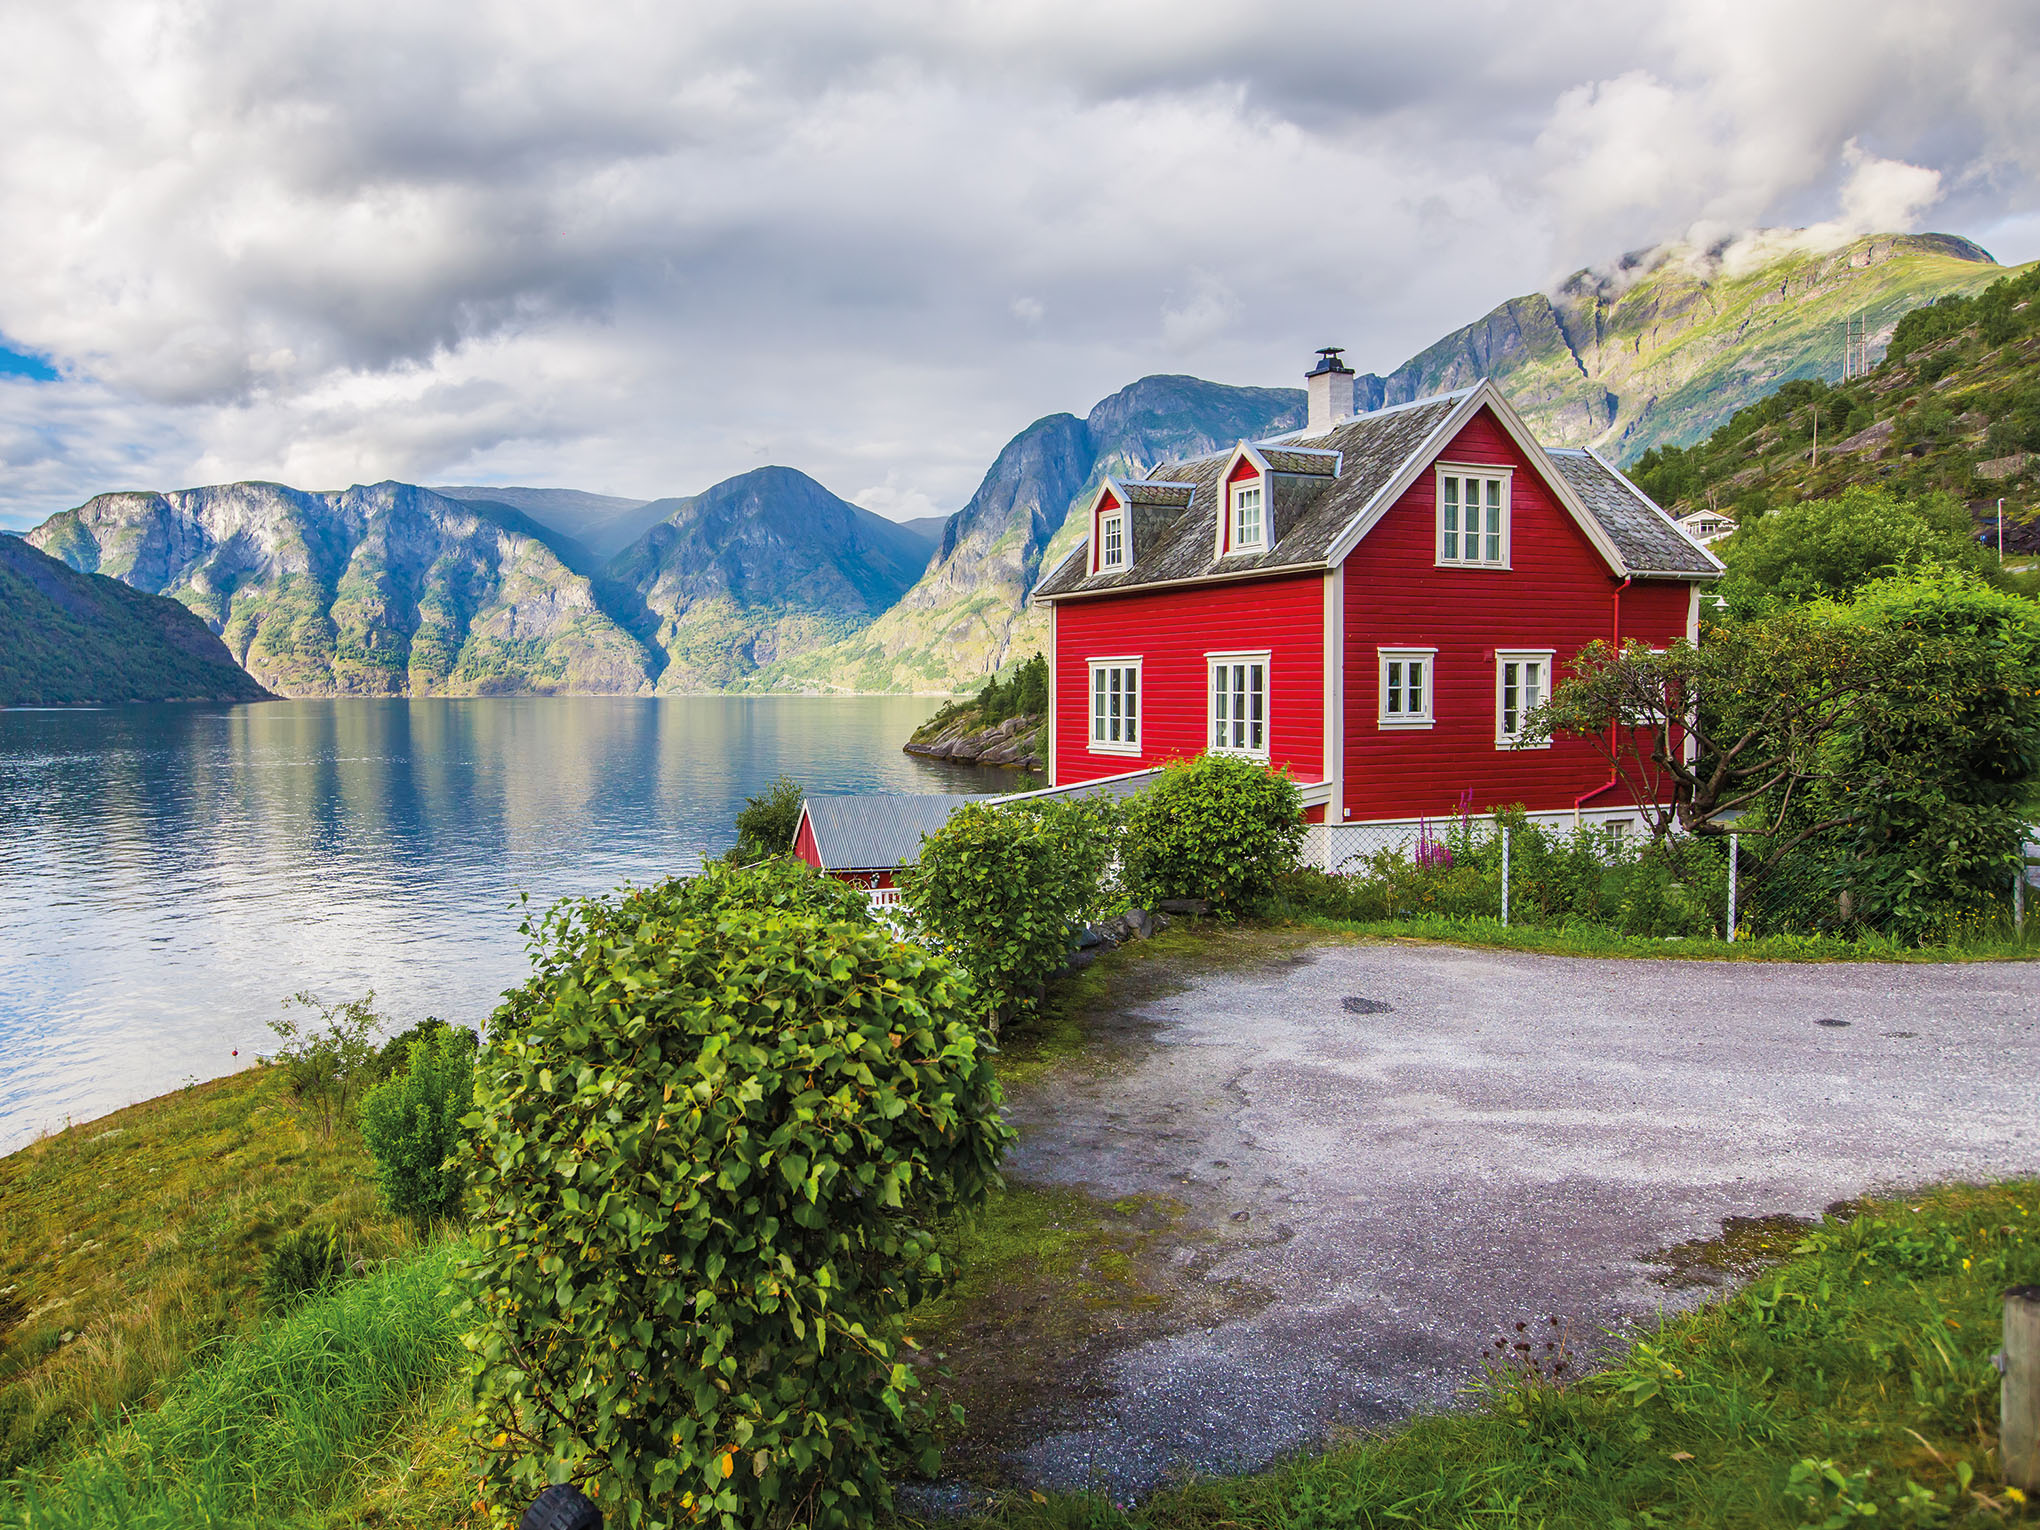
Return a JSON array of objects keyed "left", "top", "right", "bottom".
[
  {"left": 1624, "top": 262, "right": 2040, "bottom": 550},
  {"left": 0, "top": 535, "right": 271, "bottom": 705},
  {"left": 605, "top": 466, "right": 936, "bottom": 690},
  {"left": 752, "top": 375, "right": 1306, "bottom": 693},
  {"left": 1359, "top": 233, "right": 2021, "bottom": 461},
  {"left": 29, "top": 483, "right": 656, "bottom": 697}
]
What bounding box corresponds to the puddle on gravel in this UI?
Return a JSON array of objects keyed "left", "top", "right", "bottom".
[{"left": 1646, "top": 1212, "right": 1817, "bottom": 1289}]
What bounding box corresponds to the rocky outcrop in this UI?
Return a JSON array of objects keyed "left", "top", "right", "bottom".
[{"left": 903, "top": 710, "right": 1044, "bottom": 769}]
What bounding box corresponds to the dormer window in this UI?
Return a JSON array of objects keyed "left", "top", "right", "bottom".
[
  {"left": 1099, "top": 511, "right": 1126, "bottom": 569},
  {"left": 1231, "top": 481, "right": 1265, "bottom": 551}
]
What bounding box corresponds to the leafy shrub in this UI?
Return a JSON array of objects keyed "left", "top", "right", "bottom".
[
  {"left": 262, "top": 1225, "right": 347, "bottom": 1308},
  {"left": 1121, "top": 754, "right": 1304, "bottom": 916},
  {"left": 728, "top": 775, "right": 804, "bottom": 863},
  {"left": 901, "top": 796, "right": 1117, "bottom": 1027},
  {"left": 367, "top": 1015, "right": 474, "bottom": 1084},
  {"left": 1797, "top": 573, "right": 2040, "bottom": 939},
  {"left": 462, "top": 861, "right": 1011, "bottom": 1530},
  {"left": 262, "top": 992, "right": 381, "bottom": 1138},
  {"left": 357, "top": 1024, "right": 477, "bottom": 1227}
]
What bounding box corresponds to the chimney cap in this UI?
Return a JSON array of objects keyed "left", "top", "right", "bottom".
[{"left": 1306, "top": 346, "right": 1353, "bottom": 378}]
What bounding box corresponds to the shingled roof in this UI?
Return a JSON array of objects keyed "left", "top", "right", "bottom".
[
  {"left": 1033, "top": 381, "right": 1719, "bottom": 600},
  {"left": 1544, "top": 449, "right": 1720, "bottom": 577}
]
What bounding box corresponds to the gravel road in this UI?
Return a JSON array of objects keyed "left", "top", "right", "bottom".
[{"left": 992, "top": 939, "right": 2040, "bottom": 1496}]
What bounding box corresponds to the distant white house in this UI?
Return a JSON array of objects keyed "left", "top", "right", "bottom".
[{"left": 1676, "top": 509, "right": 1737, "bottom": 546}]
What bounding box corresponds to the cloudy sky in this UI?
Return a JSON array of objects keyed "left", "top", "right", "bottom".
[{"left": 1, "top": 0, "right": 2037, "bottom": 532}]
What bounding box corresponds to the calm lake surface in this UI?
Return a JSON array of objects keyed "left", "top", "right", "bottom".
[{"left": 0, "top": 697, "right": 1019, "bottom": 1150}]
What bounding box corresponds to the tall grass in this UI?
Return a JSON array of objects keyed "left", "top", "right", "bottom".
[{"left": 0, "top": 1243, "right": 462, "bottom": 1529}]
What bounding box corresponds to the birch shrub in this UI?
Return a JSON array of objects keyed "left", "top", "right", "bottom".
[
  {"left": 461, "top": 860, "right": 1010, "bottom": 1530},
  {"left": 1121, "top": 753, "right": 1305, "bottom": 916},
  {"left": 899, "top": 797, "right": 1118, "bottom": 1028}
]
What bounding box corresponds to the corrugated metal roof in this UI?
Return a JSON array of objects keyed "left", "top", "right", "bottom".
[
  {"left": 798, "top": 769, "right": 1166, "bottom": 871},
  {"left": 1544, "top": 449, "right": 1721, "bottom": 577},
  {"left": 801, "top": 794, "right": 978, "bottom": 871}
]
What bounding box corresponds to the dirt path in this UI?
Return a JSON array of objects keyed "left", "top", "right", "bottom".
[{"left": 976, "top": 936, "right": 2040, "bottom": 1497}]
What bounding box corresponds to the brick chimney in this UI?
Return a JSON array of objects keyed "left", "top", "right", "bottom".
[{"left": 1306, "top": 346, "right": 1355, "bottom": 432}]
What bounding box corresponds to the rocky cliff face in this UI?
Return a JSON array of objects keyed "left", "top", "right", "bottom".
[
  {"left": 1358, "top": 232, "right": 2011, "bottom": 458},
  {"left": 29, "top": 482, "right": 655, "bottom": 697},
  {"left": 752, "top": 375, "right": 1305, "bottom": 693}
]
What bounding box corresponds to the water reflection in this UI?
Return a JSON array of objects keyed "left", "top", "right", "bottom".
[{"left": 0, "top": 697, "right": 1022, "bottom": 1148}]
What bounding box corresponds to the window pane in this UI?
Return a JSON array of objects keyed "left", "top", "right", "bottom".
[
  {"left": 1108, "top": 669, "right": 1122, "bottom": 741},
  {"left": 1410, "top": 660, "right": 1424, "bottom": 715},
  {"left": 1126, "top": 670, "right": 1138, "bottom": 743},
  {"left": 1250, "top": 664, "right": 1265, "bottom": 749},
  {"left": 1093, "top": 670, "right": 1105, "bottom": 740},
  {"left": 1212, "top": 668, "right": 1226, "bottom": 749},
  {"left": 1525, "top": 662, "right": 1541, "bottom": 713},
  {"left": 1386, "top": 660, "right": 1402, "bottom": 714},
  {"left": 1502, "top": 661, "right": 1519, "bottom": 734},
  {"left": 1442, "top": 478, "right": 1459, "bottom": 560}
]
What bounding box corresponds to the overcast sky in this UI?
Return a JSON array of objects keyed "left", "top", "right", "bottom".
[{"left": 1, "top": 0, "right": 2037, "bottom": 532}]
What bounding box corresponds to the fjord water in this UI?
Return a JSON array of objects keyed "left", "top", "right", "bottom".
[{"left": 0, "top": 697, "right": 1014, "bottom": 1150}]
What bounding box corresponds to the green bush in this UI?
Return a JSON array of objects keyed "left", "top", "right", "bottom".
[
  {"left": 262, "top": 1225, "right": 348, "bottom": 1308},
  {"left": 1798, "top": 573, "right": 2040, "bottom": 940},
  {"left": 366, "top": 1014, "right": 475, "bottom": 1084},
  {"left": 462, "top": 861, "right": 1012, "bottom": 1530},
  {"left": 357, "top": 1024, "right": 477, "bottom": 1227},
  {"left": 900, "top": 796, "right": 1117, "bottom": 1027},
  {"left": 1121, "top": 754, "right": 1304, "bottom": 916},
  {"left": 261, "top": 991, "right": 381, "bottom": 1139},
  {"left": 727, "top": 775, "right": 804, "bottom": 864}
]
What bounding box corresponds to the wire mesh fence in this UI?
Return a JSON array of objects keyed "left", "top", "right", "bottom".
[{"left": 1298, "top": 815, "right": 2040, "bottom": 947}]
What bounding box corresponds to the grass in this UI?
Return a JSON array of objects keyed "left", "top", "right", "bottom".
[
  {"left": 0, "top": 1066, "right": 425, "bottom": 1475},
  {"left": 0, "top": 1244, "right": 469, "bottom": 1529},
  {"left": 950, "top": 1181, "right": 2040, "bottom": 1530},
  {"left": 1285, "top": 911, "right": 2040, "bottom": 963}
]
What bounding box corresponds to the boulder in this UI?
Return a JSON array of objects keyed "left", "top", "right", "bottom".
[{"left": 1155, "top": 897, "right": 1209, "bottom": 916}]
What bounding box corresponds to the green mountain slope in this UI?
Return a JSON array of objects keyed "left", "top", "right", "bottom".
[
  {"left": 0, "top": 535, "right": 271, "bottom": 705},
  {"left": 749, "top": 375, "right": 1306, "bottom": 693},
  {"left": 1625, "top": 262, "right": 2040, "bottom": 549},
  {"left": 1360, "top": 233, "right": 2022, "bottom": 460},
  {"left": 28, "top": 482, "right": 658, "bottom": 697},
  {"left": 603, "top": 466, "right": 936, "bottom": 690}
]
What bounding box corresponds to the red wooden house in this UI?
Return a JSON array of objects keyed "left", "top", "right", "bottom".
[{"left": 1030, "top": 354, "right": 1722, "bottom": 848}]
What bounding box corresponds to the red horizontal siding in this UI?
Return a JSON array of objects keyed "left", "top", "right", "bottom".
[
  {"left": 1054, "top": 571, "right": 1325, "bottom": 788},
  {"left": 1341, "top": 406, "right": 1697, "bottom": 821}
]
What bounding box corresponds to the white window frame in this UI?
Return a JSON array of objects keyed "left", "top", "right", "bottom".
[
  {"left": 1229, "top": 478, "right": 1266, "bottom": 553},
  {"left": 1377, "top": 647, "right": 1435, "bottom": 729},
  {"left": 1435, "top": 465, "right": 1511, "bottom": 568},
  {"left": 1098, "top": 510, "right": 1126, "bottom": 570},
  {"left": 1495, "top": 649, "right": 1554, "bottom": 748},
  {"left": 1206, "top": 651, "right": 1270, "bottom": 759},
  {"left": 1088, "top": 658, "right": 1142, "bottom": 755}
]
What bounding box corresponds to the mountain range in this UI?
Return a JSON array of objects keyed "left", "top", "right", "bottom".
[{"left": 19, "top": 230, "right": 2027, "bottom": 699}]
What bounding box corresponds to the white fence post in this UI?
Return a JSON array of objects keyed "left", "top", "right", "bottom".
[
  {"left": 1500, "top": 825, "right": 1511, "bottom": 927},
  {"left": 1726, "top": 832, "right": 1739, "bottom": 942}
]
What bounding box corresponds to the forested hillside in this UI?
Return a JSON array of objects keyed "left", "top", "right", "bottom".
[
  {"left": 0, "top": 536, "right": 271, "bottom": 705},
  {"left": 1629, "top": 262, "right": 2040, "bottom": 551}
]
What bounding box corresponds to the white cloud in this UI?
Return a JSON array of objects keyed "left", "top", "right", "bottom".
[{"left": 1, "top": 0, "right": 2037, "bottom": 530}]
